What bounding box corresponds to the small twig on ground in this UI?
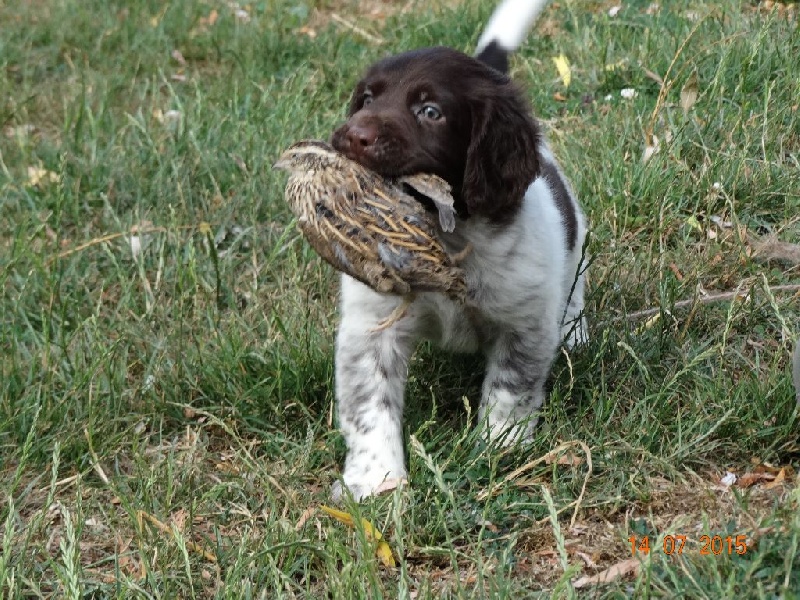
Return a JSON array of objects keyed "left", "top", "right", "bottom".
[
  {"left": 51, "top": 224, "right": 197, "bottom": 264},
  {"left": 330, "top": 13, "right": 384, "bottom": 44},
  {"left": 618, "top": 284, "right": 800, "bottom": 322}
]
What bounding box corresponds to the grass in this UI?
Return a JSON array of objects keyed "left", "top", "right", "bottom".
[{"left": 1, "top": 0, "right": 799, "bottom": 597}]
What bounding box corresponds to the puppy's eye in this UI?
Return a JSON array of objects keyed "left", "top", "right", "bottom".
[
  {"left": 361, "top": 93, "right": 373, "bottom": 108},
  {"left": 416, "top": 104, "right": 442, "bottom": 121}
]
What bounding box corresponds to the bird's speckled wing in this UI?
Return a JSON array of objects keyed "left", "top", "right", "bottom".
[
  {"left": 302, "top": 179, "right": 465, "bottom": 300},
  {"left": 295, "top": 188, "right": 413, "bottom": 296},
  {"left": 351, "top": 184, "right": 466, "bottom": 300},
  {"left": 277, "top": 139, "right": 466, "bottom": 301}
]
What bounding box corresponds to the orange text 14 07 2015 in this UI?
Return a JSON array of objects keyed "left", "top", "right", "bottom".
[{"left": 628, "top": 535, "right": 749, "bottom": 556}]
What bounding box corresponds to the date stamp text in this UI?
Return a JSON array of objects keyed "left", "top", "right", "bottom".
[{"left": 629, "top": 535, "right": 749, "bottom": 556}]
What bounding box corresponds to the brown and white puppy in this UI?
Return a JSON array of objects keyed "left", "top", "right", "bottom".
[{"left": 329, "top": 0, "right": 588, "bottom": 501}]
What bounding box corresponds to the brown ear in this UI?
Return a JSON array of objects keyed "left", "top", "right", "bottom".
[{"left": 462, "top": 88, "right": 541, "bottom": 224}]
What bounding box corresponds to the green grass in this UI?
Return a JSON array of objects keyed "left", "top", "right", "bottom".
[{"left": 1, "top": 0, "right": 799, "bottom": 597}]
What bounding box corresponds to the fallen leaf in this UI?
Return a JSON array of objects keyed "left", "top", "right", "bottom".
[
  {"left": 319, "top": 505, "right": 396, "bottom": 567},
  {"left": 539, "top": 18, "right": 562, "bottom": 37},
  {"left": 553, "top": 91, "right": 567, "bottom": 102},
  {"left": 685, "top": 214, "right": 703, "bottom": 232},
  {"left": 372, "top": 477, "right": 406, "bottom": 495},
  {"left": 375, "top": 538, "right": 396, "bottom": 567},
  {"left": 604, "top": 59, "right": 627, "bottom": 72},
  {"left": 170, "top": 509, "right": 188, "bottom": 532},
  {"left": 763, "top": 468, "right": 786, "bottom": 490},
  {"left": 202, "top": 9, "right": 218, "bottom": 26},
  {"left": 754, "top": 462, "right": 793, "bottom": 476},
  {"left": 296, "top": 26, "right": 317, "bottom": 38},
  {"left": 229, "top": 3, "right": 250, "bottom": 22},
  {"left": 642, "top": 135, "right": 660, "bottom": 162},
  {"left": 680, "top": 71, "right": 699, "bottom": 115},
  {"left": 4, "top": 124, "right": 36, "bottom": 138},
  {"left": 709, "top": 215, "right": 732, "bottom": 228},
  {"left": 149, "top": 5, "right": 168, "bottom": 27},
  {"left": 552, "top": 55, "right": 571, "bottom": 87},
  {"left": 171, "top": 49, "right": 187, "bottom": 66},
  {"left": 573, "top": 558, "right": 640, "bottom": 588},
  {"left": 27, "top": 166, "right": 59, "bottom": 187},
  {"left": 668, "top": 263, "right": 684, "bottom": 281},
  {"left": 736, "top": 471, "right": 775, "bottom": 488},
  {"left": 575, "top": 550, "right": 598, "bottom": 568},
  {"left": 639, "top": 313, "right": 660, "bottom": 332}
]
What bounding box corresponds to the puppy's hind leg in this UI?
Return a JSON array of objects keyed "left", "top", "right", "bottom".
[{"left": 479, "top": 325, "right": 559, "bottom": 445}]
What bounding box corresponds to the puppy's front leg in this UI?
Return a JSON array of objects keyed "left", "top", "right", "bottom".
[
  {"left": 479, "top": 326, "right": 559, "bottom": 444},
  {"left": 331, "top": 279, "right": 416, "bottom": 502}
]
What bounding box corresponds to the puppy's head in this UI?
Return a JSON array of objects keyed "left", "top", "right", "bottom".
[{"left": 331, "top": 47, "right": 541, "bottom": 224}]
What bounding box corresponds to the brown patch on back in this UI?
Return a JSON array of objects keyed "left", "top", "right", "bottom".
[{"left": 540, "top": 160, "right": 578, "bottom": 250}]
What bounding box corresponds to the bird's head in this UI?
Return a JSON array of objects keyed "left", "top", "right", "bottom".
[{"left": 273, "top": 140, "right": 346, "bottom": 173}]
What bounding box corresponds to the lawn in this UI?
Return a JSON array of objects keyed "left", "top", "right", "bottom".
[{"left": 1, "top": 0, "right": 799, "bottom": 597}]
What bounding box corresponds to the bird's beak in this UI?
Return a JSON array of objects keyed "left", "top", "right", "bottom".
[{"left": 272, "top": 157, "right": 287, "bottom": 171}]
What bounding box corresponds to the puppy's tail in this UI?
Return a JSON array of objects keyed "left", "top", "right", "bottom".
[{"left": 475, "top": 0, "right": 550, "bottom": 73}]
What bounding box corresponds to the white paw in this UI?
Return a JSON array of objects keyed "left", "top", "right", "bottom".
[
  {"left": 331, "top": 467, "right": 407, "bottom": 503},
  {"left": 480, "top": 388, "right": 542, "bottom": 447},
  {"left": 483, "top": 416, "right": 537, "bottom": 448}
]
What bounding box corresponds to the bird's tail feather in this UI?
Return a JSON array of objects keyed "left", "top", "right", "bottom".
[{"left": 474, "top": 0, "right": 551, "bottom": 73}]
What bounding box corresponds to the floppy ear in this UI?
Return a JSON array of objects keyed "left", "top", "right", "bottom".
[{"left": 461, "top": 88, "right": 541, "bottom": 224}]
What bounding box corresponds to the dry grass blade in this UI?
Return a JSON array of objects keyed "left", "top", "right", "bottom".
[
  {"left": 644, "top": 17, "right": 707, "bottom": 146},
  {"left": 479, "top": 441, "right": 592, "bottom": 526},
  {"left": 137, "top": 511, "right": 218, "bottom": 563}
]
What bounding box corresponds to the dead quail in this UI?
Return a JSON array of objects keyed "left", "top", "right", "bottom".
[{"left": 274, "top": 140, "right": 467, "bottom": 328}]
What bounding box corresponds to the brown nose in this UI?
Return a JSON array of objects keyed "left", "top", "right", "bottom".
[{"left": 344, "top": 123, "right": 378, "bottom": 151}]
